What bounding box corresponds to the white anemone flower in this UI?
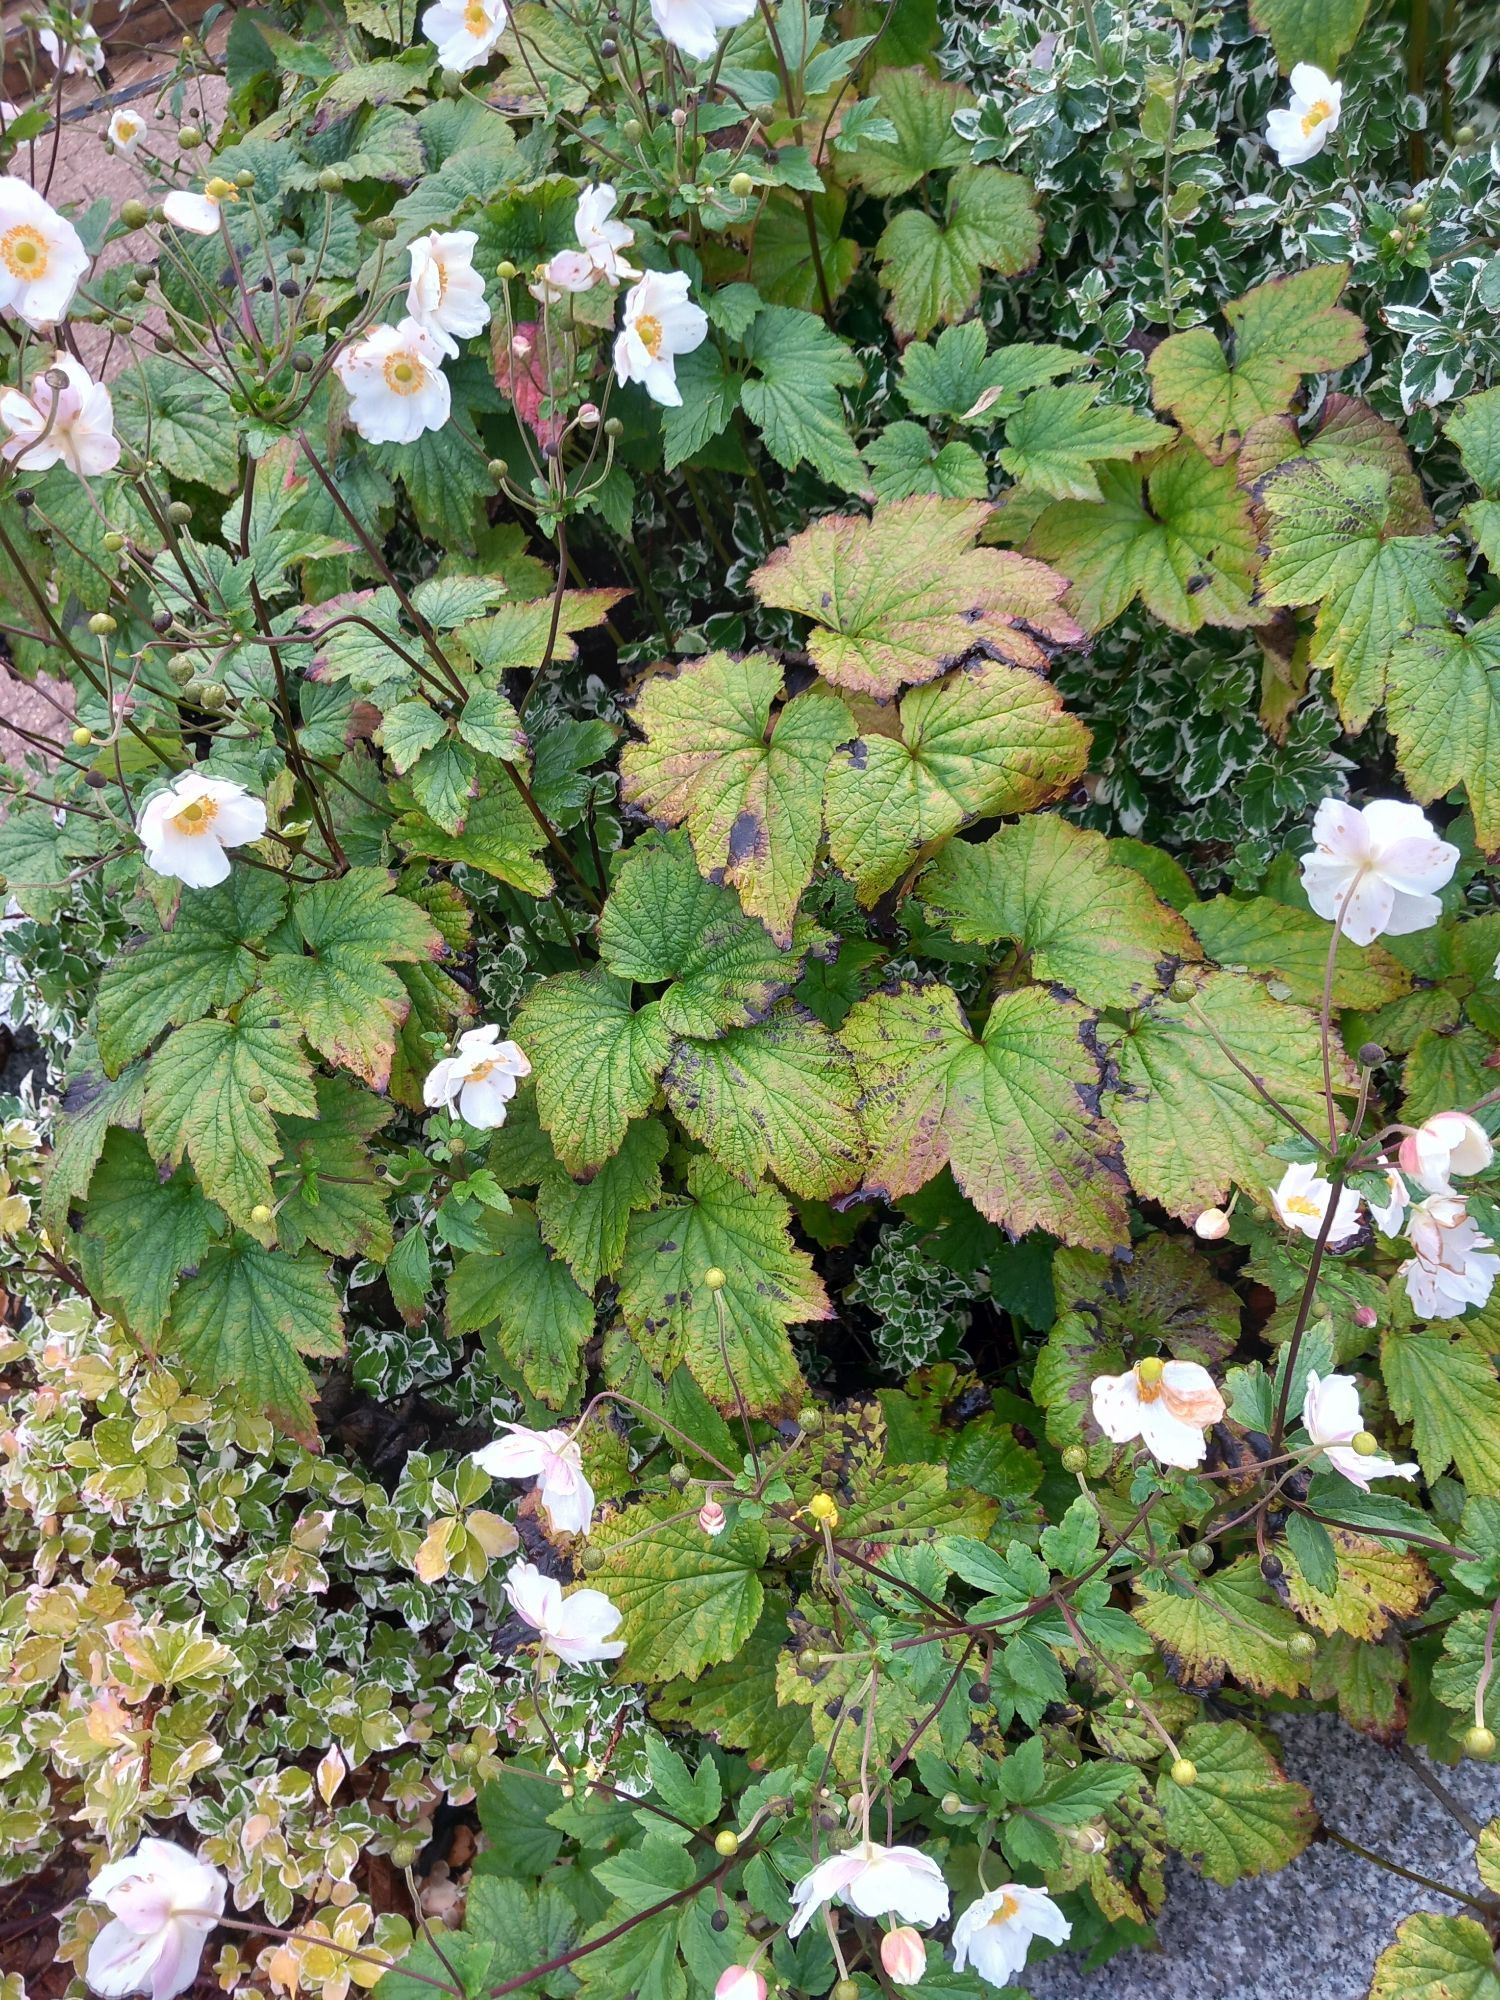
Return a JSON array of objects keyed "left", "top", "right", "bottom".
[
  {"left": 333, "top": 317, "right": 451, "bottom": 444},
  {"left": 613, "top": 267, "right": 708, "bottom": 407},
  {"left": 0, "top": 353, "right": 119, "bottom": 477},
  {"left": 1401, "top": 1196, "right": 1500, "bottom": 1321},
  {"left": 1266, "top": 64, "right": 1343, "bottom": 167},
  {"left": 406, "top": 228, "right": 491, "bottom": 359},
  {"left": 1270, "top": 1162, "right": 1363, "bottom": 1245},
  {"left": 0, "top": 176, "right": 90, "bottom": 328},
  {"left": 573, "top": 183, "right": 638, "bottom": 285},
  {"left": 952, "top": 1885, "right": 1072, "bottom": 1987},
  {"left": 107, "top": 109, "right": 144, "bottom": 153},
  {"left": 1367, "top": 1164, "right": 1409, "bottom": 1238},
  {"left": 40, "top": 23, "right": 104, "bottom": 75},
  {"left": 472, "top": 1421, "right": 594, "bottom": 1536},
  {"left": 85, "top": 1837, "right": 227, "bottom": 2000},
  {"left": 422, "top": 1023, "right": 530, "bottom": 1128},
  {"left": 1299, "top": 798, "right": 1458, "bottom": 947},
  {"left": 1302, "top": 1370, "right": 1418, "bottom": 1491},
  {"left": 136, "top": 774, "right": 266, "bottom": 889},
  {"left": 787, "top": 1841, "right": 949, "bottom": 1939},
  {"left": 1398, "top": 1112, "right": 1494, "bottom": 1195},
  {"left": 503, "top": 1559, "right": 624, "bottom": 1666},
  {"left": 649, "top": 0, "right": 757, "bottom": 63},
  {"left": 1090, "top": 1358, "right": 1225, "bottom": 1470},
  {"left": 422, "top": 0, "right": 509, "bottom": 71}
]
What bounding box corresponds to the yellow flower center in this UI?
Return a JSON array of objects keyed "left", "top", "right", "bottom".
[
  {"left": 467, "top": 1058, "right": 496, "bottom": 1083},
  {"left": 634, "top": 311, "right": 664, "bottom": 358},
  {"left": 1300, "top": 98, "right": 1333, "bottom": 135},
  {"left": 118, "top": 116, "right": 139, "bottom": 141},
  {"left": 1284, "top": 1192, "right": 1322, "bottom": 1219},
  {"left": 383, "top": 352, "right": 423, "bottom": 395},
  {"left": 986, "top": 1894, "right": 1020, "bottom": 1926},
  {"left": 464, "top": 0, "right": 490, "bottom": 30},
  {"left": 170, "top": 797, "right": 219, "bottom": 837},
  {"left": 1, "top": 225, "right": 48, "bottom": 279}
]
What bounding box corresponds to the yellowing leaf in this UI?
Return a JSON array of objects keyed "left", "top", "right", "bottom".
[
  {"left": 1135, "top": 1560, "right": 1305, "bottom": 1698},
  {"left": 1281, "top": 1526, "right": 1434, "bottom": 1640},
  {"left": 1156, "top": 1720, "right": 1316, "bottom": 1886},
  {"left": 1249, "top": 0, "right": 1370, "bottom": 74},
  {"left": 751, "top": 497, "right": 1083, "bottom": 702},
  {"left": 513, "top": 970, "right": 672, "bottom": 1173},
  {"left": 620, "top": 653, "right": 849, "bottom": 946},
  {"left": 843, "top": 980, "right": 1129, "bottom": 1249},
  {"left": 592, "top": 1495, "right": 769, "bottom": 1681},
  {"left": 920, "top": 816, "right": 1197, "bottom": 1008},
  {"left": 1105, "top": 970, "right": 1353, "bottom": 1220},
  {"left": 1147, "top": 266, "right": 1366, "bottom": 461},
  {"left": 1382, "top": 1325, "right": 1500, "bottom": 1495},
  {"left": 1370, "top": 1915, "right": 1500, "bottom": 2000},
  {"left": 1187, "top": 893, "right": 1411, "bottom": 1009}
]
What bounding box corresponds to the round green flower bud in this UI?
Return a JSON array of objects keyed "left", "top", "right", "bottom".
[
  {"left": 1455, "top": 124, "right": 1477, "bottom": 146},
  {"left": 1061, "top": 1444, "right": 1089, "bottom": 1474},
  {"left": 1351, "top": 1431, "right": 1380, "bottom": 1456},
  {"left": 797, "top": 1647, "right": 820, "bottom": 1671},
  {"left": 488, "top": 458, "right": 509, "bottom": 481},
  {"left": 1170, "top": 1758, "right": 1197, "bottom": 1787},
  {"left": 581, "top": 1544, "right": 604, "bottom": 1572},
  {"left": 797, "top": 1404, "right": 823, "bottom": 1433},
  {"left": 104, "top": 531, "right": 127, "bottom": 556},
  {"left": 1465, "top": 1724, "right": 1496, "bottom": 1759},
  {"left": 621, "top": 118, "right": 643, "bottom": 142},
  {"left": 704, "top": 1265, "right": 727, "bottom": 1290},
  {"left": 940, "top": 1792, "right": 964, "bottom": 1815},
  {"left": 317, "top": 168, "right": 344, "bottom": 193},
  {"left": 177, "top": 125, "right": 203, "bottom": 149},
  {"left": 670, "top": 1461, "right": 690, "bottom": 1486},
  {"left": 834, "top": 1981, "right": 859, "bottom": 2000},
  {"left": 121, "top": 200, "right": 150, "bottom": 230},
  {"left": 495, "top": 260, "right": 518, "bottom": 280},
  {"left": 713, "top": 1829, "right": 739, "bottom": 1856},
  {"left": 729, "top": 171, "right": 754, "bottom": 196},
  {"left": 604, "top": 416, "right": 624, "bottom": 438},
  {"left": 71, "top": 726, "right": 93, "bottom": 747},
  {"left": 168, "top": 500, "right": 193, "bottom": 525},
  {"left": 370, "top": 215, "right": 398, "bottom": 240},
  {"left": 88, "top": 612, "right": 117, "bottom": 636},
  {"left": 1287, "top": 1631, "right": 1317, "bottom": 1660},
  {"left": 389, "top": 1834, "right": 425, "bottom": 1868},
  {"left": 167, "top": 658, "right": 194, "bottom": 685},
  {"left": 1188, "top": 1541, "right": 1214, "bottom": 1570},
  {"left": 250, "top": 1203, "right": 273, "bottom": 1224},
  {"left": 247, "top": 1085, "right": 268, "bottom": 1103},
  {"left": 1170, "top": 974, "right": 1197, "bottom": 1002},
  {"left": 235, "top": 169, "right": 256, "bottom": 189}
]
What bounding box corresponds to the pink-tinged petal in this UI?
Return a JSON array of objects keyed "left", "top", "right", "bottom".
[
  {"left": 1333, "top": 867, "right": 1395, "bottom": 946},
  {"left": 504, "top": 1559, "right": 561, "bottom": 1632},
  {"left": 1365, "top": 833, "right": 1460, "bottom": 897},
  {"left": 1136, "top": 1396, "right": 1209, "bottom": 1469},
  {"left": 88, "top": 1921, "right": 165, "bottom": 1997},
  {"left": 1159, "top": 1360, "right": 1226, "bottom": 1429},
  {"left": 1380, "top": 889, "right": 1446, "bottom": 937},
  {"left": 147, "top": 1921, "right": 208, "bottom": 2000},
  {"left": 1309, "top": 798, "right": 1369, "bottom": 862},
  {"left": 472, "top": 1427, "right": 549, "bottom": 1480}
]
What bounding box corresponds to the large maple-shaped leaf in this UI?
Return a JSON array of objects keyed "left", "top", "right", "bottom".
[
  {"left": 537, "top": 1117, "right": 668, "bottom": 1293},
  {"left": 751, "top": 497, "right": 1083, "bottom": 701},
  {"left": 843, "top": 980, "right": 1129, "bottom": 1248},
  {"left": 998, "top": 383, "right": 1170, "bottom": 501},
  {"left": 1155, "top": 1721, "right": 1316, "bottom": 1886},
  {"left": 1027, "top": 442, "right": 1259, "bottom": 635},
  {"left": 142, "top": 993, "right": 316, "bottom": 1231},
  {"left": 393, "top": 754, "right": 553, "bottom": 897},
  {"left": 1238, "top": 394, "right": 1430, "bottom": 534},
  {"left": 663, "top": 1005, "right": 864, "bottom": 1200},
  {"left": 1186, "top": 894, "right": 1411, "bottom": 1009},
  {"left": 598, "top": 832, "right": 805, "bottom": 1037},
  {"left": 1369, "top": 1915, "right": 1500, "bottom": 2000},
  {"left": 96, "top": 872, "right": 288, "bottom": 1074},
  {"left": 591, "top": 1496, "right": 769, "bottom": 1681},
  {"left": 446, "top": 1203, "right": 594, "bottom": 1406},
  {"left": 1259, "top": 457, "right": 1466, "bottom": 730},
  {"left": 513, "top": 970, "right": 672, "bottom": 1172},
  {"left": 1382, "top": 1325, "right": 1500, "bottom": 1495},
  {"left": 1449, "top": 387, "right": 1500, "bottom": 568},
  {"left": 876, "top": 165, "right": 1041, "bottom": 340},
  {"left": 1387, "top": 614, "right": 1500, "bottom": 854},
  {"left": 167, "top": 1237, "right": 343, "bottom": 1442},
  {"left": 919, "top": 816, "right": 1198, "bottom": 1008},
  {"left": 620, "top": 652, "right": 849, "bottom": 946},
  {"left": 840, "top": 66, "right": 973, "bottom": 196},
  {"left": 618, "top": 1156, "right": 828, "bottom": 1411},
  {"left": 272, "top": 1076, "right": 395, "bottom": 1263},
  {"left": 1104, "top": 970, "right": 1352, "bottom": 1219},
  {"left": 39, "top": 1056, "right": 147, "bottom": 1240},
  {"left": 1148, "top": 266, "right": 1366, "bottom": 461},
  {"left": 1249, "top": 0, "right": 1369, "bottom": 74},
  {"left": 1134, "top": 1562, "right": 1306, "bottom": 1701},
  {"left": 741, "top": 305, "right": 867, "bottom": 495},
  {"left": 78, "top": 1129, "right": 223, "bottom": 1340},
  {"left": 899, "top": 321, "right": 1087, "bottom": 426},
  {"left": 825, "top": 661, "right": 1090, "bottom": 902},
  {"left": 266, "top": 869, "right": 445, "bottom": 1089}
]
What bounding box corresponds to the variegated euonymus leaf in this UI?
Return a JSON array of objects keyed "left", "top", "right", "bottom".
[
  {"left": 619, "top": 651, "right": 849, "bottom": 945},
  {"left": 919, "top": 816, "right": 1198, "bottom": 1008},
  {"left": 843, "top": 979, "right": 1129, "bottom": 1248},
  {"left": 1148, "top": 265, "right": 1366, "bottom": 461},
  {"left": 751, "top": 496, "right": 1083, "bottom": 701},
  {"left": 825, "top": 664, "right": 1090, "bottom": 902}
]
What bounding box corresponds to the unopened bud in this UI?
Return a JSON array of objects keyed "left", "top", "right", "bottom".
[
  {"left": 940, "top": 1792, "right": 964, "bottom": 1815},
  {"left": 699, "top": 1500, "right": 726, "bottom": 1536},
  {"left": 71, "top": 726, "right": 93, "bottom": 747},
  {"left": 1465, "top": 1724, "right": 1496, "bottom": 1758},
  {"left": 1061, "top": 1444, "right": 1088, "bottom": 1473},
  {"left": 120, "top": 199, "right": 149, "bottom": 229},
  {"left": 672, "top": 107, "right": 687, "bottom": 127},
  {"left": 881, "top": 1927, "right": 926, "bottom": 1984},
  {"left": 488, "top": 457, "right": 509, "bottom": 480},
  {"left": 1351, "top": 1431, "right": 1379, "bottom": 1456},
  {"left": 715, "top": 1970, "right": 766, "bottom": 2000},
  {"left": 1357, "top": 1041, "right": 1386, "bottom": 1067},
  {"left": 604, "top": 416, "right": 624, "bottom": 437},
  {"left": 177, "top": 125, "right": 203, "bottom": 149},
  {"left": 577, "top": 401, "right": 600, "bottom": 426},
  {"left": 622, "top": 118, "right": 643, "bottom": 142},
  {"left": 669, "top": 1460, "right": 689, "bottom": 1486},
  {"left": 704, "top": 1265, "right": 727, "bottom": 1290},
  {"left": 1288, "top": 1631, "right": 1317, "bottom": 1660},
  {"left": 1170, "top": 974, "right": 1197, "bottom": 1001},
  {"left": 1353, "top": 1304, "right": 1378, "bottom": 1329},
  {"left": 236, "top": 169, "right": 256, "bottom": 190},
  {"left": 713, "top": 1828, "right": 739, "bottom": 1856},
  {"left": 248, "top": 1084, "right": 268, "bottom": 1103},
  {"left": 495, "top": 259, "right": 518, "bottom": 280},
  {"left": 1189, "top": 1540, "right": 1213, "bottom": 1569},
  {"left": 730, "top": 171, "right": 755, "bottom": 197},
  {"left": 370, "top": 216, "right": 398, "bottom": 240},
  {"left": 1068, "top": 1823, "right": 1107, "bottom": 1854},
  {"left": 317, "top": 168, "right": 343, "bottom": 193},
  {"left": 168, "top": 500, "right": 193, "bottom": 524},
  {"left": 250, "top": 1203, "right": 273, "bottom": 1224},
  {"left": 89, "top": 613, "right": 117, "bottom": 636},
  {"left": 1170, "top": 1758, "right": 1197, "bottom": 1787},
  {"left": 1194, "top": 1206, "right": 1230, "bottom": 1240}
]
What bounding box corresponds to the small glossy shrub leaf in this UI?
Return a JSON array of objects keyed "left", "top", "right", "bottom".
[
  {"left": 920, "top": 817, "right": 1197, "bottom": 1008},
  {"left": 663, "top": 1004, "right": 864, "bottom": 1200},
  {"left": 1105, "top": 971, "right": 1352, "bottom": 1219},
  {"left": 537, "top": 1118, "right": 669, "bottom": 1292},
  {"left": 447, "top": 1203, "right": 593, "bottom": 1406},
  {"left": 1028, "top": 442, "right": 1259, "bottom": 635},
  {"left": 592, "top": 1495, "right": 769, "bottom": 1680},
  {"left": 1156, "top": 1721, "right": 1316, "bottom": 1885},
  {"left": 1260, "top": 457, "right": 1466, "bottom": 730},
  {"left": 1186, "top": 894, "right": 1411, "bottom": 1009},
  {"left": 619, "top": 1156, "right": 829, "bottom": 1411},
  {"left": 266, "top": 869, "right": 444, "bottom": 1090},
  {"left": 620, "top": 653, "right": 849, "bottom": 945},
  {"left": 1387, "top": 614, "right": 1500, "bottom": 853},
  {"left": 825, "top": 662, "right": 1090, "bottom": 902},
  {"left": 598, "top": 832, "right": 803, "bottom": 1037},
  {"left": 1147, "top": 266, "right": 1366, "bottom": 461},
  {"left": 752, "top": 497, "right": 1083, "bottom": 701},
  {"left": 998, "top": 383, "right": 1170, "bottom": 500},
  {"left": 513, "top": 970, "right": 672, "bottom": 1173},
  {"left": 876, "top": 166, "right": 1042, "bottom": 340},
  {"left": 844, "top": 980, "right": 1129, "bottom": 1248},
  {"left": 143, "top": 994, "right": 316, "bottom": 1231},
  {"left": 167, "top": 1238, "right": 343, "bottom": 1443},
  {"left": 97, "top": 872, "right": 288, "bottom": 1073}
]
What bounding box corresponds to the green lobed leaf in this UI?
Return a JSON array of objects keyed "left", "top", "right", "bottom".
[
  {"left": 447, "top": 1203, "right": 594, "bottom": 1407},
  {"left": 1135, "top": 1561, "right": 1306, "bottom": 1701},
  {"left": 840, "top": 66, "right": 973, "bottom": 196},
  {"left": 843, "top": 980, "right": 1129, "bottom": 1249},
  {"left": 1369, "top": 1915, "right": 1500, "bottom": 2000},
  {"left": 591, "top": 1495, "right": 769, "bottom": 1681},
  {"left": 1381, "top": 1326, "right": 1500, "bottom": 1495},
  {"left": 393, "top": 754, "right": 554, "bottom": 897},
  {"left": 1387, "top": 613, "right": 1500, "bottom": 854},
  {"left": 167, "top": 1237, "right": 343, "bottom": 1442},
  {"left": 79, "top": 1130, "right": 223, "bottom": 1340},
  {"left": 741, "top": 305, "right": 867, "bottom": 494},
  {"left": 998, "top": 383, "right": 1171, "bottom": 500},
  {"left": 866, "top": 422, "right": 988, "bottom": 504},
  {"left": 1249, "top": 0, "right": 1370, "bottom": 72},
  {"left": 899, "top": 322, "right": 1087, "bottom": 425},
  {"left": 876, "top": 166, "right": 1042, "bottom": 341},
  {"left": 513, "top": 971, "right": 673, "bottom": 1174},
  {"left": 1156, "top": 1721, "right": 1317, "bottom": 1886},
  {"left": 537, "top": 1118, "right": 670, "bottom": 1293},
  {"left": 1186, "top": 894, "right": 1412, "bottom": 1010}
]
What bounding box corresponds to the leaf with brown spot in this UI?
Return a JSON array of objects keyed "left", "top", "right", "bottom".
[
  {"left": 1281, "top": 1527, "right": 1435, "bottom": 1640},
  {"left": 751, "top": 496, "right": 1083, "bottom": 702}
]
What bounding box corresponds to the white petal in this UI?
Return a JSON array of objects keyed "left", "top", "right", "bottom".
[{"left": 1090, "top": 1370, "right": 1143, "bottom": 1445}]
